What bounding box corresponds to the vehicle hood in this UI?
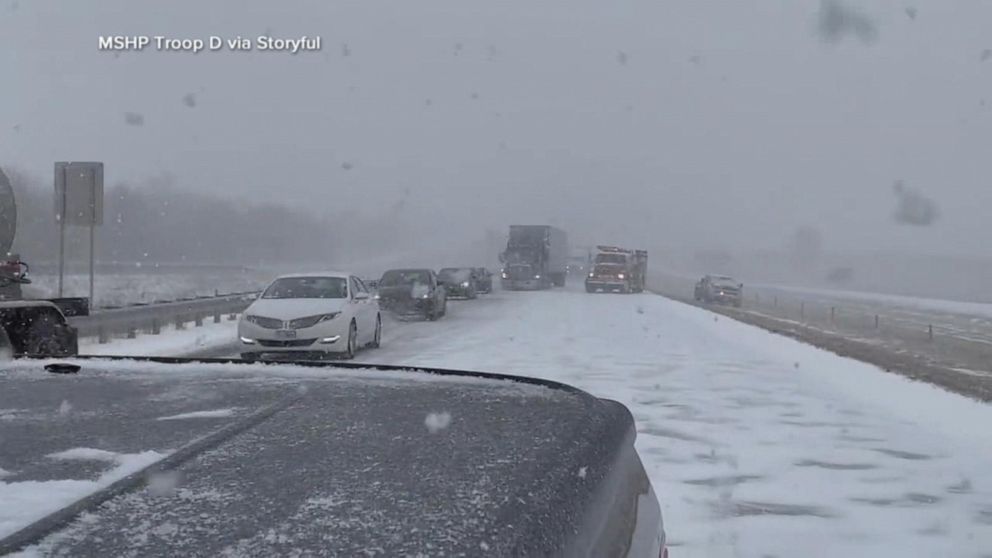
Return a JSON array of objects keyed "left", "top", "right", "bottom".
[
  {"left": 245, "top": 298, "right": 348, "bottom": 320},
  {"left": 440, "top": 270, "right": 472, "bottom": 283},
  {"left": 377, "top": 284, "right": 432, "bottom": 300},
  {"left": 711, "top": 283, "right": 740, "bottom": 290}
]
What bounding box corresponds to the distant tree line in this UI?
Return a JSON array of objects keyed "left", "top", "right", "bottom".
[{"left": 5, "top": 169, "right": 336, "bottom": 267}]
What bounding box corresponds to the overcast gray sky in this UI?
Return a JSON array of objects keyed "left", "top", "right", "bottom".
[{"left": 2, "top": 0, "right": 990, "bottom": 256}]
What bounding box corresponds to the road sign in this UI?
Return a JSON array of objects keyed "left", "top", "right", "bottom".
[
  {"left": 0, "top": 167, "right": 16, "bottom": 256},
  {"left": 55, "top": 162, "right": 103, "bottom": 226},
  {"left": 54, "top": 162, "right": 104, "bottom": 302}
]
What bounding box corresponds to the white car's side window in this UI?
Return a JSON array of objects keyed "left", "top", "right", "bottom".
[{"left": 356, "top": 278, "right": 369, "bottom": 294}]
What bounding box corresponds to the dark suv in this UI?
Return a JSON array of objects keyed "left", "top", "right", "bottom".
[
  {"left": 694, "top": 274, "right": 743, "bottom": 307},
  {"left": 473, "top": 267, "right": 494, "bottom": 294},
  {"left": 376, "top": 268, "right": 448, "bottom": 320}
]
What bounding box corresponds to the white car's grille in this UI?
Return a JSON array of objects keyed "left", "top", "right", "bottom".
[
  {"left": 251, "top": 315, "right": 284, "bottom": 329},
  {"left": 288, "top": 315, "right": 325, "bottom": 329}
]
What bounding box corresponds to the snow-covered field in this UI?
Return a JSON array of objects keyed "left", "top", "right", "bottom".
[
  {"left": 7, "top": 284, "right": 992, "bottom": 556},
  {"left": 753, "top": 283, "right": 992, "bottom": 319},
  {"left": 23, "top": 271, "right": 269, "bottom": 308}
]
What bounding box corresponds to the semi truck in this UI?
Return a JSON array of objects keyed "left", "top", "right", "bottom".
[
  {"left": 499, "top": 225, "right": 569, "bottom": 290},
  {"left": 0, "top": 168, "right": 85, "bottom": 357},
  {"left": 585, "top": 245, "right": 648, "bottom": 294}
]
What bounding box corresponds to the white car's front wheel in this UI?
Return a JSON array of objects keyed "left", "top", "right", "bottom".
[
  {"left": 343, "top": 321, "right": 357, "bottom": 359},
  {"left": 370, "top": 315, "right": 382, "bottom": 348}
]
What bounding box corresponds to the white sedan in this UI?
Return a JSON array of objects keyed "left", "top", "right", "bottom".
[{"left": 238, "top": 272, "right": 381, "bottom": 360}]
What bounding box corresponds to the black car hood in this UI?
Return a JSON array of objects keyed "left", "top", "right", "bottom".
[
  {"left": 1, "top": 359, "right": 636, "bottom": 557},
  {"left": 376, "top": 285, "right": 420, "bottom": 300}
]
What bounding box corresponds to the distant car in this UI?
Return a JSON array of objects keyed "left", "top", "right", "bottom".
[
  {"left": 694, "top": 274, "right": 743, "bottom": 307},
  {"left": 239, "top": 272, "right": 381, "bottom": 360},
  {"left": 566, "top": 256, "right": 589, "bottom": 276},
  {"left": 0, "top": 301, "right": 79, "bottom": 357},
  {"left": 376, "top": 269, "right": 448, "bottom": 320},
  {"left": 473, "top": 267, "right": 494, "bottom": 294},
  {"left": 1, "top": 358, "right": 667, "bottom": 558},
  {"left": 439, "top": 268, "right": 478, "bottom": 299}
]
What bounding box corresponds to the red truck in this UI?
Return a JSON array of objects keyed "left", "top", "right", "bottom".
[{"left": 585, "top": 246, "right": 648, "bottom": 294}]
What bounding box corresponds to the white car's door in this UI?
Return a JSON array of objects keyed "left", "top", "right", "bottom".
[
  {"left": 356, "top": 277, "right": 377, "bottom": 338},
  {"left": 350, "top": 276, "right": 373, "bottom": 342}
]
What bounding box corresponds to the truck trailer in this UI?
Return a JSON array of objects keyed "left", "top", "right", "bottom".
[{"left": 499, "top": 225, "right": 569, "bottom": 290}]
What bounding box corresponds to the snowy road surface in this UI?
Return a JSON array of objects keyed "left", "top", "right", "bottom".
[
  {"left": 356, "top": 286, "right": 992, "bottom": 557},
  {"left": 8, "top": 284, "right": 992, "bottom": 556}
]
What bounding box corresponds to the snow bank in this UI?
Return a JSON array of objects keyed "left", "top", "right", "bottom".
[{"left": 79, "top": 320, "right": 238, "bottom": 358}]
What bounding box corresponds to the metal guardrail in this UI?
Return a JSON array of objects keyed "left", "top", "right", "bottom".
[
  {"left": 69, "top": 291, "right": 260, "bottom": 343},
  {"left": 648, "top": 271, "right": 992, "bottom": 376}
]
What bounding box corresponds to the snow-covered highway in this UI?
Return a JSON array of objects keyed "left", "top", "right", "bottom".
[{"left": 72, "top": 284, "right": 992, "bottom": 556}]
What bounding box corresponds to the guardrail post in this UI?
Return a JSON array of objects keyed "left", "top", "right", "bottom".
[
  {"left": 214, "top": 311, "right": 221, "bottom": 323},
  {"left": 874, "top": 314, "right": 879, "bottom": 329},
  {"left": 928, "top": 324, "right": 933, "bottom": 340},
  {"left": 830, "top": 306, "right": 835, "bottom": 322},
  {"left": 175, "top": 316, "right": 186, "bottom": 330},
  {"left": 98, "top": 326, "right": 109, "bottom": 344},
  {"left": 228, "top": 313, "right": 237, "bottom": 321},
  {"left": 773, "top": 296, "right": 777, "bottom": 308},
  {"left": 127, "top": 324, "right": 136, "bottom": 339},
  {"left": 151, "top": 318, "right": 161, "bottom": 335},
  {"left": 195, "top": 314, "right": 204, "bottom": 327}
]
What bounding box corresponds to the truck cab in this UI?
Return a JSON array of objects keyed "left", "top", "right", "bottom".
[
  {"left": 500, "top": 225, "right": 568, "bottom": 290},
  {"left": 585, "top": 246, "right": 648, "bottom": 294}
]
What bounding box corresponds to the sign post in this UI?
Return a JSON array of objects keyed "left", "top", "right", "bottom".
[{"left": 54, "top": 162, "right": 103, "bottom": 304}]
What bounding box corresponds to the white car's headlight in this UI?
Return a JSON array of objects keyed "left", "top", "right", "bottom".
[
  {"left": 460, "top": 281, "right": 470, "bottom": 288},
  {"left": 618, "top": 273, "right": 625, "bottom": 279}
]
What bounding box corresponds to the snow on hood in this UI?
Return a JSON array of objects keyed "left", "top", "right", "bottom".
[{"left": 246, "top": 298, "right": 348, "bottom": 320}]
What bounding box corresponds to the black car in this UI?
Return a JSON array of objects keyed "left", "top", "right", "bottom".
[
  {"left": 438, "top": 267, "right": 478, "bottom": 299},
  {"left": 473, "top": 267, "right": 494, "bottom": 294},
  {"left": 376, "top": 268, "right": 448, "bottom": 320},
  {"left": 0, "top": 301, "right": 79, "bottom": 357},
  {"left": 0, "top": 358, "right": 667, "bottom": 558}
]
